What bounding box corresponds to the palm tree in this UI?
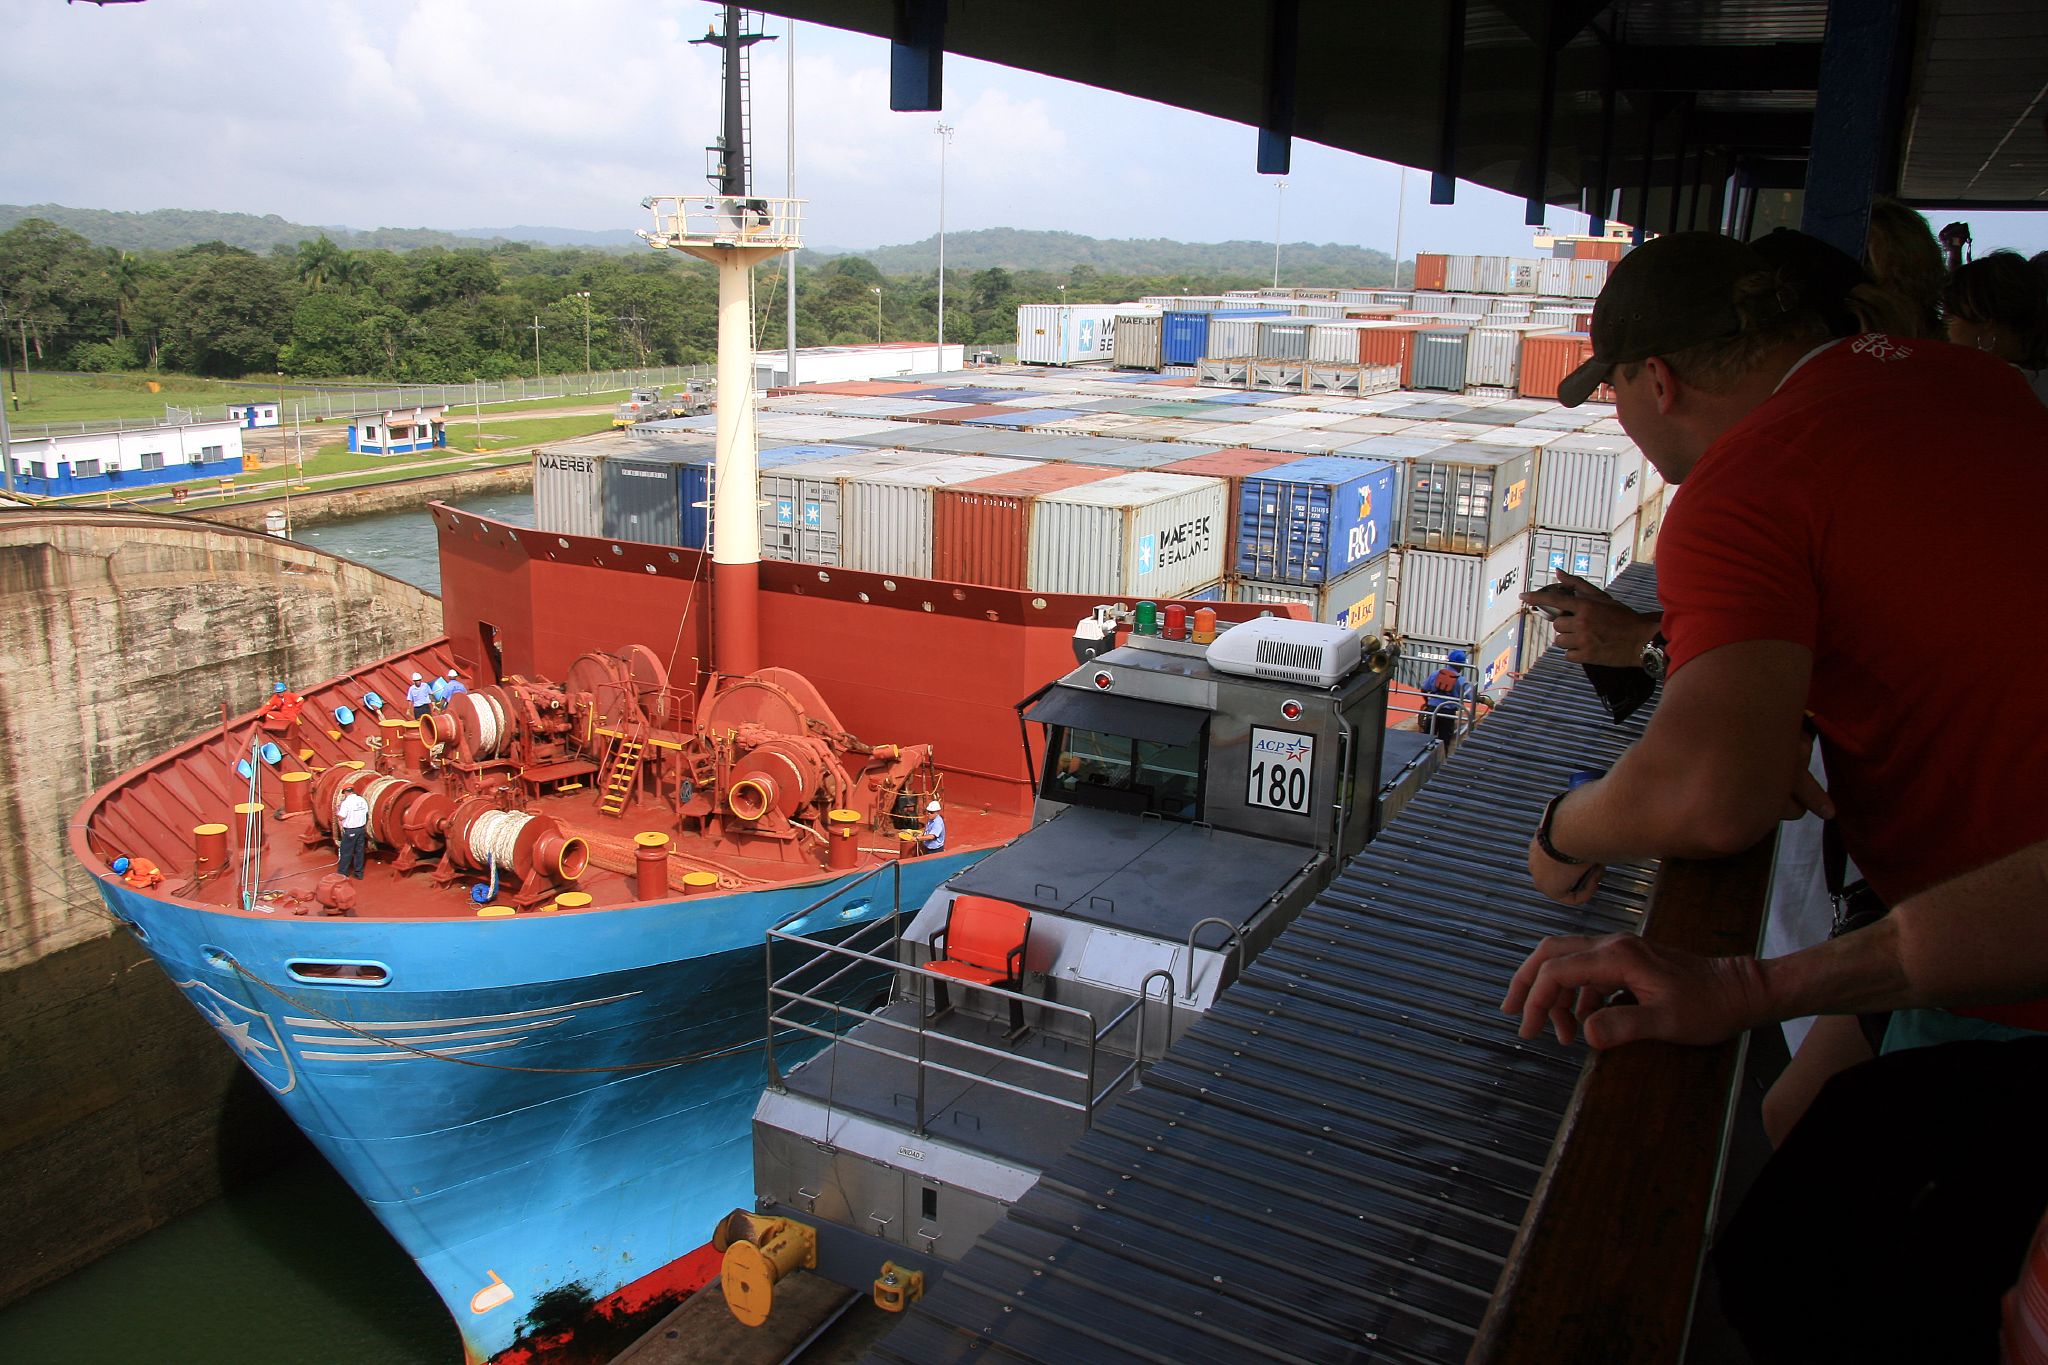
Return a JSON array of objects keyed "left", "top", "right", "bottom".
[
  {"left": 107, "top": 251, "right": 142, "bottom": 340},
  {"left": 296, "top": 236, "right": 347, "bottom": 289}
]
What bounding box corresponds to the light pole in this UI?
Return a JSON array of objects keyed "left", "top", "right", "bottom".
[
  {"left": 1272, "top": 180, "right": 1287, "bottom": 288},
  {"left": 935, "top": 121, "right": 954, "bottom": 359},
  {"left": 1390, "top": 167, "right": 1408, "bottom": 288},
  {"left": 576, "top": 291, "right": 592, "bottom": 376},
  {"left": 529, "top": 316, "right": 544, "bottom": 380},
  {"left": 871, "top": 286, "right": 883, "bottom": 343}
]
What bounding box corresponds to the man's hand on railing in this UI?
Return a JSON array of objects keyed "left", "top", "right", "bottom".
[{"left": 1500, "top": 932, "right": 1771, "bottom": 1049}]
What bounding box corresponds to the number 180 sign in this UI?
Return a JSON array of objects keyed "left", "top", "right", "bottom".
[{"left": 1246, "top": 727, "right": 1315, "bottom": 816}]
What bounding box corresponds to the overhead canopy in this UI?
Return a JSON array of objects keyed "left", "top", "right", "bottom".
[
  {"left": 752, "top": 0, "right": 2046, "bottom": 239},
  {"left": 1023, "top": 686, "right": 1208, "bottom": 747}
]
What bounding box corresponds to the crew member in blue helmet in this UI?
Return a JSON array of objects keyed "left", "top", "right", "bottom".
[
  {"left": 257, "top": 681, "right": 304, "bottom": 735},
  {"left": 1420, "top": 650, "right": 1472, "bottom": 747}
]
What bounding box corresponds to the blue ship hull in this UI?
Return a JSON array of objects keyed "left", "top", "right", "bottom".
[{"left": 95, "top": 853, "right": 982, "bottom": 1361}]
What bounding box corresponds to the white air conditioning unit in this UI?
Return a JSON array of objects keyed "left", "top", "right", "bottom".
[{"left": 1205, "top": 618, "right": 1363, "bottom": 687}]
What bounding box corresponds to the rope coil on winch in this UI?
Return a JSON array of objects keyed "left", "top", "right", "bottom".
[
  {"left": 467, "top": 808, "right": 535, "bottom": 872},
  {"left": 468, "top": 692, "right": 503, "bottom": 758}
]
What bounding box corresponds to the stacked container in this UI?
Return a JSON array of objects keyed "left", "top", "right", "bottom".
[
  {"left": 1255, "top": 319, "right": 1312, "bottom": 359},
  {"left": 601, "top": 448, "right": 713, "bottom": 548},
  {"left": 1028, "top": 471, "right": 1230, "bottom": 598},
  {"left": 1518, "top": 332, "right": 1600, "bottom": 400},
  {"left": 1112, "top": 311, "right": 1163, "bottom": 371},
  {"left": 1410, "top": 328, "right": 1473, "bottom": 391},
  {"left": 841, "top": 455, "right": 1040, "bottom": 578},
  {"left": 1015, "top": 304, "right": 1123, "bottom": 365},
  {"left": 1238, "top": 551, "right": 1392, "bottom": 638},
  {"left": 1235, "top": 455, "right": 1398, "bottom": 585},
  {"left": 1412, "top": 252, "right": 1449, "bottom": 291},
  {"left": 1532, "top": 433, "right": 1642, "bottom": 538},
  {"left": 1468, "top": 324, "right": 1559, "bottom": 388},
  {"left": 758, "top": 448, "right": 950, "bottom": 566},
  {"left": 1156, "top": 446, "right": 1299, "bottom": 571},
  {"left": 1161, "top": 307, "right": 1287, "bottom": 364},
  {"left": 1396, "top": 536, "right": 1531, "bottom": 698},
  {"left": 929, "top": 462, "right": 1121, "bottom": 588},
  {"left": 1403, "top": 444, "right": 1538, "bottom": 554}
]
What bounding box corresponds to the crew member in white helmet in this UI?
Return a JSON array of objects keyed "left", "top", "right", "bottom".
[
  {"left": 405, "top": 672, "right": 434, "bottom": 719},
  {"left": 335, "top": 787, "right": 370, "bottom": 880},
  {"left": 919, "top": 800, "right": 946, "bottom": 856}
]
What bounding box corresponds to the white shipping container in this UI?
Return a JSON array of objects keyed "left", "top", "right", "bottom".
[
  {"left": 1445, "top": 256, "right": 1480, "bottom": 292},
  {"left": 1236, "top": 554, "right": 1392, "bottom": 637},
  {"left": 1506, "top": 258, "right": 1544, "bottom": 294},
  {"left": 759, "top": 448, "right": 953, "bottom": 566},
  {"left": 1569, "top": 259, "right": 1610, "bottom": 298},
  {"left": 843, "top": 455, "right": 1035, "bottom": 578},
  {"left": 1636, "top": 489, "right": 1666, "bottom": 562},
  {"left": 1537, "top": 257, "right": 1573, "bottom": 296},
  {"left": 533, "top": 446, "right": 606, "bottom": 537},
  {"left": 1640, "top": 450, "right": 1666, "bottom": 501},
  {"left": 1113, "top": 311, "right": 1163, "bottom": 370},
  {"left": 1397, "top": 533, "right": 1530, "bottom": 643},
  {"left": 1535, "top": 437, "right": 1644, "bottom": 533},
  {"left": 1028, "top": 471, "right": 1228, "bottom": 599},
  {"left": 1015, "top": 304, "right": 1123, "bottom": 365},
  {"left": 1468, "top": 325, "right": 1559, "bottom": 388},
  {"left": 1287, "top": 302, "right": 1346, "bottom": 320},
  {"left": 1307, "top": 320, "right": 1372, "bottom": 363},
  {"left": 1527, "top": 516, "right": 1638, "bottom": 593},
  {"left": 1475, "top": 256, "right": 1510, "bottom": 294},
  {"left": 1207, "top": 317, "right": 1266, "bottom": 358}
]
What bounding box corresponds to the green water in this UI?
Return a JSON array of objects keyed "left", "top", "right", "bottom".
[{"left": 0, "top": 1149, "right": 457, "bottom": 1363}]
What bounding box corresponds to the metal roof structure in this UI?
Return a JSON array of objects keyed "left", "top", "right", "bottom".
[
  {"left": 864, "top": 571, "right": 1668, "bottom": 1363},
  {"left": 752, "top": 0, "right": 2046, "bottom": 250}
]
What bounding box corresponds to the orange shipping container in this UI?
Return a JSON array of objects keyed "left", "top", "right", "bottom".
[
  {"left": 1518, "top": 332, "right": 1613, "bottom": 402},
  {"left": 1412, "top": 252, "right": 1449, "bottom": 291},
  {"left": 1573, "top": 239, "right": 1626, "bottom": 263},
  {"left": 1356, "top": 323, "right": 1426, "bottom": 385},
  {"left": 931, "top": 463, "right": 1122, "bottom": 588}
]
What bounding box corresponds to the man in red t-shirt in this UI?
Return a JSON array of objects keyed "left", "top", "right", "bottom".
[{"left": 1497, "top": 232, "right": 2048, "bottom": 1359}]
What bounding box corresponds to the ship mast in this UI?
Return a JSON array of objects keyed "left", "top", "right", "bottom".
[{"left": 641, "top": 4, "right": 801, "bottom": 677}]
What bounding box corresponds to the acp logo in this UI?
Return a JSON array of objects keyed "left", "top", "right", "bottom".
[{"left": 1502, "top": 478, "right": 1528, "bottom": 511}]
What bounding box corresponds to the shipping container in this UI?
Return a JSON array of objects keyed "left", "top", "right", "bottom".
[
  {"left": 1445, "top": 256, "right": 1480, "bottom": 292},
  {"left": 1517, "top": 331, "right": 1605, "bottom": 401},
  {"left": 1028, "top": 471, "right": 1230, "bottom": 599},
  {"left": 1527, "top": 517, "right": 1639, "bottom": 596},
  {"left": 1574, "top": 239, "right": 1627, "bottom": 263},
  {"left": 1636, "top": 489, "right": 1665, "bottom": 562},
  {"left": 1537, "top": 257, "right": 1573, "bottom": 296},
  {"left": 1568, "top": 258, "right": 1610, "bottom": 298},
  {"left": 601, "top": 448, "right": 710, "bottom": 548},
  {"left": 1353, "top": 322, "right": 1425, "bottom": 384},
  {"left": 1162, "top": 307, "right": 1282, "bottom": 364},
  {"left": 1534, "top": 435, "right": 1643, "bottom": 533},
  {"left": 1112, "top": 311, "right": 1163, "bottom": 371},
  {"left": 1156, "top": 445, "right": 1298, "bottom": 570},
  {"left": 1410, "top": 328, "right": 1473, "bottom": 391},
  {"left": 1402, "top": 614, "right": 1526, "bottom": 699},
  {"left": 1397, "top": 533, "right": 1530, "bottom": 643},
  {"left": 1237, "top": 553, "right": 1391, "bottom": 636},
  {"left": 1205, "top": 316, "right": 1268, "bottom": 360},
  {"left": 1015, "top": 304, "right": 1123, "bottom": 365},
  {"left": 1236, "top": 455, "right": 1398, "bottom": 585},
  {"left": 1412, "top": 252, "right": 1449, "bottom": 291},
  {"left": 930, "top": 462, "right": 1122, "bottom": 588},
  {"left": 533, "top": 445, "right": 606, "bottom": 538},
  {"left": 841, "top": 455, "right": 1033, "bottom": 578},
  {"left": 758, "top": 448, "right": 951, "bottom": 566},
  {"left": 1468, "top": 324, "right": 1559, "bottom": 388},
  {"left": 1405, "top": 444, "right": 1537, "bottom": 553},
  {"left": 1255, "top": 319, "right": 1311, "bottom": 359}
]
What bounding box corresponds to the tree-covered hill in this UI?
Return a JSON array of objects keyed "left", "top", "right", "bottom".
[{"left": 829, "top": 227, "right": 1398, "bottom": 287}]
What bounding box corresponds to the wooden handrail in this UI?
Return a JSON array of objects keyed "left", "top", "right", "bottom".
[{"left": 1470, "top": 835, "right": 1775, "bottom": 1365}]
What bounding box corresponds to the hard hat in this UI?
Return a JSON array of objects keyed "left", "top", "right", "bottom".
[
  {"left": 112, "top": 856, "right": 131, "bottom": 874},
  {"left": 411, "top": 672, "right": 423, "bottom": 680},
  {"left": 926, "top": 800, "right": 942, "bottom": 813},
  {"left": 1446, "top": 650, "right": 1468, "bottom": 664},
  {"left": 273, "top": 682, "right": 287, "bottom": 694},
  {"left": 447, "top": 669, "right": 459, "bottom": 679}
]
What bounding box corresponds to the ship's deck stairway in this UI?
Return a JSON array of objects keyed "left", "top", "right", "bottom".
[
  {"left": 598, "top": 735, "right": 645, "bottom": 816},
  {"left": 857, "top": 565, "right": 1773, "bottom": 1365}
]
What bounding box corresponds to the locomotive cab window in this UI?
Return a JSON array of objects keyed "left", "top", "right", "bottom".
[{"left": 1044, "top": 724, "right": 1204, "bottom": 820}]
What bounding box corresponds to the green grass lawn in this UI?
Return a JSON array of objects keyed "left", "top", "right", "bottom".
[
  {"left": 8, "top": 372, "right": 674, "bottom": 426},
  {"left": 447, "top": 413, "right": 613, "bottom": 450}
]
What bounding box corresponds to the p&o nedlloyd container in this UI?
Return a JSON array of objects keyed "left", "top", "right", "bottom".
[
  {"left": 841, "top": 455, "right": 1042, "bottom": 578},
  {"left": 1397, "top": 533, "right": 1531, "bottom": 646},
  {"left": 1235, "top": 455, "right": 1398, "bottom": 585},
  {"left": 1237, "top": 553, "right": 1391, "bottom": 638},
  {"left": 1404, "top": 444, "right": 1538, "bottom": 554},
  {"left": 1027, "top": 471, "right": 1229, "bottom": 599},
  {"left": 1015, "top": 304, "right": 1122, "bottom": 365},
  {"left": 1534, "top": 434, "right": 1644, "bottom": 534}
]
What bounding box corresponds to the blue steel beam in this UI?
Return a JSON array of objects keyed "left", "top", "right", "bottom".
[
  {"left": 1433, "top": 0, "right": 1468, "bottom": 204},
  {"left": 890, "top": 0, "right": 946, "bottom": 112},
  {"left": 1801, "top": 0, "right": 1912, "bottom": 258},
  {"left": 1258, "top": 0, "right": 1300, "bottom": 175}
]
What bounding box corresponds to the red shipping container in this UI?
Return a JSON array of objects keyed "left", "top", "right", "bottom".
[
  {"left": 1412, "top": 252, "right": 1449, "bottom": 291},
  {"left": 1355, "top": 323, "right": 1426, "bottom": 385},
  {"left": 1518, "top": 332, "right": 1613, "bottom": 402},
  {"left": 931, "top": 463, "right": 1122, "bottom": 588},
  {"left": 1573, "top": 239, "right": 1626, "bottom": 263},
  {"left": 1158, "top": 446, "right": 1300, "bottom": 572},
  {"left": 907, "top": 402, "right": 1021, "bottom": 423}
]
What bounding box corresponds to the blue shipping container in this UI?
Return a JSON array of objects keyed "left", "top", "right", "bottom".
[
  {"left": 1235, "top": 456, "right": 1397, "bottom": 585},
  {"left": 1161, "top": 307, "right": 1290, "bottom": 365}
]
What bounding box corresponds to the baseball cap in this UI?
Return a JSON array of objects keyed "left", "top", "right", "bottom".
[
  {"left": 926, "top": 800, "right": 942, "bottom": 813},
  {"left": 1558, "top": 232, "right": 1770, "bottom": 407}
]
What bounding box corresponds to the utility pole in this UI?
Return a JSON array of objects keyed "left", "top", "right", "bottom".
[
  {"left": 786, "top": 17, "right": 799, "bottom": 385},
  {"left": 1273, "top": 181, "right": 1287, "bottom": 288},
  {"left": 935, "top": 122, "right": 954, "bottom": 360},
  {"left": 1391, "top": 167, "right": 1408, "bottom": 288},
  {"left": 529, "top": 316, "right": 544, "bottom": 379},
  {"left": 0, "top": 373, "right": 14, "bottom": 497}
]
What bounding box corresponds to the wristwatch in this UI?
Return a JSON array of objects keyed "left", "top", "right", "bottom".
[
  {"left": 1640, "top": 630, "right": 1669, "bottom": 681},
  {"left": 1537, "top": 793, "right": 1588, "bottom": 866}
]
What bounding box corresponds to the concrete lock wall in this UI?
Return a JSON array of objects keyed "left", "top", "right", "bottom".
[{"left": 0, "top": 509, "right": 443, "bottom": 1305}]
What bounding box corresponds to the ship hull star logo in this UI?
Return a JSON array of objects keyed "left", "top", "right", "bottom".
[{"left": 176, "top": 979, "right": 297, "bottom": 1095}]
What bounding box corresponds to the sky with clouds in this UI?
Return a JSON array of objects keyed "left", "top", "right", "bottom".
[{"left": 7, "top": 0, "right": 2044, "bottom": 260}]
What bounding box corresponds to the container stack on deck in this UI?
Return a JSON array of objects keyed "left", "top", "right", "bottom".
[{"left": 536, "top": 238, "right": 1656, "bottom": 703}]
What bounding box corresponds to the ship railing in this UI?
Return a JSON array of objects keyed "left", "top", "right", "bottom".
[
  {"left": 1386, "top": 648, "right": 1493, "bottom": 743},
  {"left": 639, "top": 194, "right": 806, "bottom": 252},
  {"left": 764, "top": 887, "right": 1155, "bottom": 1135}
]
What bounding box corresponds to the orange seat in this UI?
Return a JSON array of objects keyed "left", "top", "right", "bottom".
[{"left": 927, "top": 894, "right": 1032, "bottom": 1036}]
